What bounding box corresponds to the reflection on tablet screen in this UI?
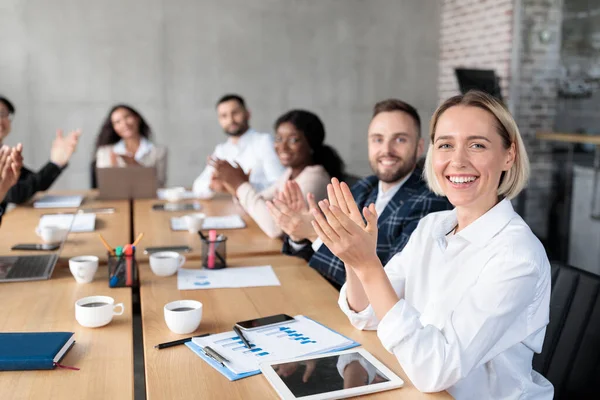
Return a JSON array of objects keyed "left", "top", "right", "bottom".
[{"left": 272, "top": 353, "right": 390, "bottom": 398}]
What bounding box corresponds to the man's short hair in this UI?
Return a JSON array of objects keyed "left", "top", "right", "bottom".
[
  {"left": 372, "top": 99, "right": 421, "bottom": 137},
  {"left": 216, "top": 94, "right": 246, "bottom": 109},
  {"left": 0, "top": 96, "right": 15, "bottom": 114}
]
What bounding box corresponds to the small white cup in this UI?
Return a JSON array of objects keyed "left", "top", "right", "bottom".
[
  {"left": 75, "top": 295, "right": 124, "bottom": 328},
  {"left": 149, "top": 251, "right": 186, "bottom": 276},
  {"left": 36, "top": 225, "right": 68, "bottom": 243},
  {"left": 183, "top": 213, "right": 205, "bottom": 233},
  {"left": 164, "top": 300, "right": 203, "bottom": 334},
  {"left": 69, "top": 255, "right": 99, "bottom": 284},
  {"left": 164, "top": 187, "right": 186, "bottom": 202}
]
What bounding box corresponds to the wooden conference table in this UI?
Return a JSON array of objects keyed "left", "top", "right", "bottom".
[{"left": 0, "top": 191, "right": 450, "bottom": 399}]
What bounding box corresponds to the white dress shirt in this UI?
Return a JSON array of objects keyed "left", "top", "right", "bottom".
[
  {"left": 192, "top": 129, "right": 285, "bottom": 195},
  {"left": 338, "top": 199, "right": 554, "bottom": 399},
  {"left": 308, "top": 173, "right": 410, "bottom": 253}
]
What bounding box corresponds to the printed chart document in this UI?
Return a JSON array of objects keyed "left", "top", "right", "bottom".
[
  {"left": 33, "top": 195, "right": 84, "bottom": 209},
  {"left": 178, "top": 266, "right": 280, "bottom": 290},
  {"left": 39, "top": 213, "right": 96, "bottom": 233},
  {"left": 191, "top": 315, "right": 359, "bottom": 375},
  {"left": 170, "top": 215, "right": 246, "bottom": 231}
]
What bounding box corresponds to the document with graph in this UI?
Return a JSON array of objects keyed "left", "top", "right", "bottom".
[{"left": 186, "top": 315, "right": 359, "bottom": 380}]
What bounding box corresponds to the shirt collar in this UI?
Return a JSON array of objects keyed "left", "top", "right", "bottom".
[
  {"left": 227, "top": 128, "right": 255, "bottom": 148},
  {"left": 431, "top": 199, "right": 516, "bottom": 247},
  {"left": 113, "top": 137, "right": 154, "bottom": 161},
  {"left": 376, "top": 171, "right": 412, "bottom": 199}
]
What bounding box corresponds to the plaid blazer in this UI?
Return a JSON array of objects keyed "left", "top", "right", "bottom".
[{"left": 307, "top": 169, "right": 453, "bottom": 286}]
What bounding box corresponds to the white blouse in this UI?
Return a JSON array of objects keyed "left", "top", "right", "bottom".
[{"left": 339, "top": 199, "right": 554, "bottom": 399}]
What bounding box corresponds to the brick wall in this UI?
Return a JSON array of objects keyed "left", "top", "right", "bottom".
[{"left": 438, "top": 0, "right": 514, "bottom": 104}]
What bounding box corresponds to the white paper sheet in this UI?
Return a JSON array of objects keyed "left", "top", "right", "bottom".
[
  {"left": 192, "top": 315, "right": 356, "bottom": 374},
  {"left": 39, "top": 213, "right": 96, "bottom": 233},
  {"left": 156, "top": 188, "right": 198, "bottom": 200},
  {"left": 170, "top": 215, "right": 246, "bottom": 231},
  {"left": 33, "top": 195, "right": 84, "bottom": 209},
  {"left": 177, "top": 265, "right": 280, "bottom": 290}
]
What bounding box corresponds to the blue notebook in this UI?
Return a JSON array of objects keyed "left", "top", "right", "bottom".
[{"left": 0, "top": 332, "right": 75, "bottom": 371}]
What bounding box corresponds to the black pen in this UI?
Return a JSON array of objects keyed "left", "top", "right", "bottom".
[
  {"left": 232, "top": 325, "right": 252, "bottom": 349},
  {"left": 154, "top": 333, "right": 211, "bottom": 349}
]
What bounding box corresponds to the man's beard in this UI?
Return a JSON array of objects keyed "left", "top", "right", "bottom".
[
  {"left": 224, "top": 122, "right": 249, "bottom": 137},
  {"left": 371, "top": 152, "right": 417, "bottom": 183}
]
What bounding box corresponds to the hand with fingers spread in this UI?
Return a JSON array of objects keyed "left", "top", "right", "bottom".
[
  {"left": 311, "top": 178, "right": 380, "bottom": 272},
  {"left": 50, "top": 129, "right": 81, "bottom": 167},
  {"left": 266, "top": 180, "right": 318, "bottom": 242}
]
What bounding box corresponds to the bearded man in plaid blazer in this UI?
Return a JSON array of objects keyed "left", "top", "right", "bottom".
[{"left": 269, "top": 99, "right": 452, "bottom": 288}]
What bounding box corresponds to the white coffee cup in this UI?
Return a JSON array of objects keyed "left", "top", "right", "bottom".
[
  {"left": 36, "top": 225, "right": 68, "bottom": 243},
  {"left": 75, "top": 295, "right": 124, "bottom": 328},
  {"left": 164, "top": 187, "right": 186, "bottom": 202},
  {"left": 69, "top": 255, "right": 99, "bottom": 284},
  {"left": 164, "top": 300, "right": 203, "bottom": 334},
  {"left": 149, "top": 251, "right": 186, "bottom": 276},
  {"left": 183, "top": 213, "right": 205, "bottom": 233}
]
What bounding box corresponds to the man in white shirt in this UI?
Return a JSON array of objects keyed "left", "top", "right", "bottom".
[
  {"left": 192, "top": 94, "right": 285, "bottom": 196},
  {"left": 270, "top": 99, "right": 452, "bottom": 287}
]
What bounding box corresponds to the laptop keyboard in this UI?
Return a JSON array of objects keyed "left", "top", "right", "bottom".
[{"left": 6, "top": 255, "right": 56, "bottom": 279}]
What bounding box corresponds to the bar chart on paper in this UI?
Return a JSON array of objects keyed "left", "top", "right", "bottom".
[{"left": 192, "top": 315, "right": 358, "bottom": 374}]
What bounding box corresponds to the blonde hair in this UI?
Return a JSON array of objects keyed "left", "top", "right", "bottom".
[{"left": 424, "top": 90, "right": 529, "bottom": 200}]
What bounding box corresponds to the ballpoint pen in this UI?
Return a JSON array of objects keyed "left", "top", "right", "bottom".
[
  {"left": 233, "top": 325, "right": 252, "bottom": 349},
  {"left": 204, "top": 346, "right": 230, "bottom": 367},
  {"left": 154, "top": 333, "right": 211, "bottom": 349}
]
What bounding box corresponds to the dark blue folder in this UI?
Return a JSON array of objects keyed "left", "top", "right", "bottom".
[{"left": 0, "top": 332, "right": 75, "bottom": 371}]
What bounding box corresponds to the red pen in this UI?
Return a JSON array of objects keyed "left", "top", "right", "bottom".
[
  {"left": 124, "top": 244, "right": 133, "bottom": 286},
  {"left": 207, "top": 230, "right": 217, "bottom": 269}
]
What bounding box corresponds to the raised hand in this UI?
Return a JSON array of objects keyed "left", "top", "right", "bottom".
[
  {"left": 267, "top": 192, "right": 318, "bottom": 243},
  {"left": 211, "top": 159, "right": 249, "bottom": 194},
  {"left": 50, "top": 129, "right": 81, "bottom": 167},
  {"left": 0, "top": 144, "right": 23, "bottom": 201},
  {"left": 311, "top": 178, "right": 379, "bottom": 271}
]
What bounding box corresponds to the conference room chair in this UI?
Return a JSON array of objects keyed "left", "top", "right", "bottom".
[{"left": 533, "top": 262, "right": 600, "bottom": 399}]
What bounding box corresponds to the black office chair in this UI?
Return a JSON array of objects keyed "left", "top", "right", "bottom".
[{"left": 532, "top": 263, "right": 600, "bottom": 399}]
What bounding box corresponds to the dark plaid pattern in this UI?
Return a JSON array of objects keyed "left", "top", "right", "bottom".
[{"left": 308, "top": 169, "right": 453, "bottom": 286}]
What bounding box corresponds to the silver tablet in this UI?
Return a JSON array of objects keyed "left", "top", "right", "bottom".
[{"left": 260, "top": 348, "right": 404, "bottom": 400}]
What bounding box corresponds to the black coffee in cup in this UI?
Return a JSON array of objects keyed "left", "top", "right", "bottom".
[
  {"left": 82, "top": 302, "right": 109, "bottom": 308},
  {"left": 171, "top": 307, "right": 195, "bottom": 312}
]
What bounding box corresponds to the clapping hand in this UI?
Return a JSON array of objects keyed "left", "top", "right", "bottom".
[
  {"left": 0, "top": 143, "right": 23, "bottom": 201},
  {"left": 210, "top": 157, "right": 249, "bottom": 195},
  {"left": 311, "top": 178, "right": 379, "bottom": 272},
  {"left": 50, "top": 129, "right": 81, "bottom": 167},
  {"left": 266, "top": 180, "right": 318, "bottom": 243}
]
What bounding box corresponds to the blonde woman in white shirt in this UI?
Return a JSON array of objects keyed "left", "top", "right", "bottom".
[
  {"left": 214, "top": 110, "right": 344, "bottom": 238},
  {"left": 94, "top": 105, "right": 167, "bottom": 187},
  {"left": 310, "top": 91, "right": 553, "bottom": 399}
]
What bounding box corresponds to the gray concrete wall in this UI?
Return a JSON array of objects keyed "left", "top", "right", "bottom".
[{"left": 0, "top": 0, "right": 441, "bottom": 190}]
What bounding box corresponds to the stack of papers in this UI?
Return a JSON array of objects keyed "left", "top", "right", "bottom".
[
  {"left": 33, "top": 195, "right": 84, "bottom": 209},
  {"left": 187, "top": 315, "right": 359, "bottom": 380},
  {"left": 39, "top": 213, "right": 96, "bottom": 233},
  {"left": 170, "top": 215, "right": 246, "bottom": 231},
  {"left": 156, "top": 188, "right": 198, "bottom": 200},
  {"left": 177, "top": 266, "right": 280, "bottom": 290}
]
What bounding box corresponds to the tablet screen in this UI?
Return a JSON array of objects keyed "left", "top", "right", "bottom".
[{"left": 271, "top": 352, "right": 390, "bottom": 398}]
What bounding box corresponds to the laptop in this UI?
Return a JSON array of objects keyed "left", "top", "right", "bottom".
[
  {"left": 0, "top": 212, "right": 74, "bottom": 283},
  {"left": 96, "top": 166, "right": 158, "bottom": 200}
]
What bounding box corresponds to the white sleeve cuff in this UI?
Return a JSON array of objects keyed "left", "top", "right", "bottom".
[
  {"left": 288, "top": 240, "right": 309, "bottom": 252},
  {"left": 338, "top": 284, "right": 378, "bottom": 330},
  {"left": 311, "top": 238, "right": 324, "bottom": 252},
  {"left": 377, "top": 299, "right": 423, "bottom": 352}
]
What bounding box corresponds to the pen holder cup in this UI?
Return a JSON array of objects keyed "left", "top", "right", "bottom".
[
  {"left": 108, "top": 250, "right": 139, "bottom": 288},
  {"left": 200, "top": 235, "right": 227, "bottom": 269}
]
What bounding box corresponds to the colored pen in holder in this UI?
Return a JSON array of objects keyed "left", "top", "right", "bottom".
[
  {"left": 108, "top": 246, "right": 139, "bottom": 288},
  {"left": 198, "top": 230, "right": 227, "bottom": 269}
]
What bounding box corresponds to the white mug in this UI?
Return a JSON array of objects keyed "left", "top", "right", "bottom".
[
  {"left": 164, "top": 300, "right": 203, "bottom": 334},
  {"left": 149, "top": 251, "right": 186, "bottom": 276},
  {"left": 36, "top": 225, "right": 68, "bottom": 243},
  {"left": 183, "top": 213, "right": 205, "bottom": 233},
  {"left": 75, "top": 296, "right": 124, "bottom": 328},
  {"left": 69, "top": 255, "right": 99, "bottom": 284},
  {"left": 164, "top": 187, "right": 186, "bottom": 202}
]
